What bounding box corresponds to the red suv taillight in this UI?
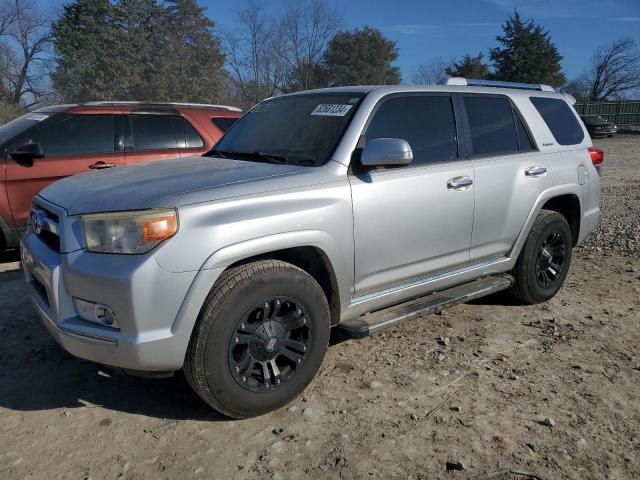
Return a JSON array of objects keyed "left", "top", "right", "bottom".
[{"left": 588, "top": 147, "right": 604, "bottom": 166}]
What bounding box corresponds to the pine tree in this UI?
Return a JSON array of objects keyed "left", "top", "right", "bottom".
[
  {"left": 323, "top": 26, "right": 401, "bottom": 86},
  {"left": 446, "top": 53, "right": 490, "bottom": 80},
  {"left": 490, "top": 11, "right": 566, "bottom": 87},
  {"left": 52, "top": 0, "right": 226, "bottom": 103}
]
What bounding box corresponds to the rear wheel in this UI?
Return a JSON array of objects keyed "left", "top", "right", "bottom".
[
  {"left": 184, "top": 260, "right": 330, "bottom": 418},
  {"left": 509, "top": 210, "right": 572, "bottom": 304}
]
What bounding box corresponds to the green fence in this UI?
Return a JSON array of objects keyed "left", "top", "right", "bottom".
[{"left": 574, "top": 100, "right": 640, "bottom": 126}]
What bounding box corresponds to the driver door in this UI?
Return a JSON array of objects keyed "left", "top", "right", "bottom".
[
  {"left": 349, "top": 93, "right": 475, "bottom": 296},
  {"left": 5, "top": 113, "right": 124, "bottom": 229}
]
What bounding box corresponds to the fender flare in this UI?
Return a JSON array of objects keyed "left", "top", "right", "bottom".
[{"left": 509, "top": 184, "right": 583, "bottom": 259}]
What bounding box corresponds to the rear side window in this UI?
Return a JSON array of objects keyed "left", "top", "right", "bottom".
[
  {"left": 530, "top": 97, "right": 584, "bottom": 145},
  {"left": 464, "top": 96, "right": 518, "bottom": 156},
  {"left": 212, "top": 117, "right": 238, "bottom": 134},
  {"left": 23, "top": 114, "right": 115, "bottom": 155},
  {"left": 130, "top": 115, "right": 179, "bottom": 151},
  {"left": 365, "top": 95, "right": 458, "bottom": 165},
  {"left": 184, "top": 121, "right": 204, "bottom": 148}
]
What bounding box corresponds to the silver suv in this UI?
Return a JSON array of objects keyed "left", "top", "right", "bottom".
[{"left": 20, "top": 78, "right": 601, "bottom": 418}]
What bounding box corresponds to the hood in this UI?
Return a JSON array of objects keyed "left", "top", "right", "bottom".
[{"left": 39, "top": 156, "right": 303, "bottom": 215}]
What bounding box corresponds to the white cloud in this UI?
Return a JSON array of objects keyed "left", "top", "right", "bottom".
[
  {"left": 612, "top": 16, "right": 640, "bottom": 21},
  {"left": 383, "top": 22, "right": 499, "bottom": 35}
]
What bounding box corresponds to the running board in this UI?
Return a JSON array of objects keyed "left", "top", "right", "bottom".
[{"left": 335, "top": 274, "right": 513, "bottom": 339}]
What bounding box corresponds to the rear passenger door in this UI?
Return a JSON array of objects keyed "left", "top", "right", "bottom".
[
  {"left": 460, "top": 94, "right": 552, "bottom": 262},
  {"left": 350, "top": 94, "right": 475, "bottom": 296},
  {"left": 124, "top": 114, "right": 204, "bottom": 165}
]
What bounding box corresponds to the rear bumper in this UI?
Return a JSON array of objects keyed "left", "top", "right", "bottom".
[{"left": 20, "top": 231, "right": 223, "bottom": 371}]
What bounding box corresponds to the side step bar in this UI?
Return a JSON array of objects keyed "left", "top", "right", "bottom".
[{"left": 335, "top": 274, "right": 513, "bottom": 339}]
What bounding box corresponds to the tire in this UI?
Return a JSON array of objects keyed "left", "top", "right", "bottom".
[
  {"left": 508, "top": 210, "right": 573, "bottom": 304},
  {"left": 184, "top": 260, "right": 330, "bottom": 419}
]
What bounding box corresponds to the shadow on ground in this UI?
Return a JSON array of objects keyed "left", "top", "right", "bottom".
[{"left": 0, "top": 265, "right": 229, "bottom": 422}]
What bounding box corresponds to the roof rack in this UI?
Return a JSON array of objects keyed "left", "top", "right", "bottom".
[
  {"left": 81, "top": 101, "right": 243, "bottom": 112},
  {"left": 439, "top": 77, "right": 555, "bottom": 92}
]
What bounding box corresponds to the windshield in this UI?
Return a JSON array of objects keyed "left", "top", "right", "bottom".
[
  {"left": 0, "top": 112, "right": 52, "bottom": 145},
  {"left": 210, "top": 92, "right": 364, "bottom": 166}
]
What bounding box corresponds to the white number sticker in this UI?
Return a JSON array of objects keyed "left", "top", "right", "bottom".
[{"left": 310, "top": 104, "right": 353, "bottom": 117}]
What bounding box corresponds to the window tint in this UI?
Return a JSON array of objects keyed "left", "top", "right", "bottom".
[
  {"left": 514, "top": 111, "right": 534, "bottom": 151},
  {"left": 214, "top": 93, "right": 363, "bottom": 166},
  {"left": 184, "top": 119, "right": 204, "bottom": 148},
  {"left": 530, "top": 97, "right": 584, "bottom": 145},
  {"left": 365, "top": 95, "right": 457, "bottom": 165},
  {"left": 130, "top": 115, "right": 179, "bottom": 151},
  {"left": 464, "top": 96, "right": 518, "bottom": 156},
  {"left": 212, "top": 117, "right": 238, "bottom": 134},
  {"left": 23, "top": 114, "right": 115, "bottom": 155}
]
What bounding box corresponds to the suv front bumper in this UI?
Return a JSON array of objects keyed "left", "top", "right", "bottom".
[{"left": 20, "top": 229, "right": 222, "bottom": 372}]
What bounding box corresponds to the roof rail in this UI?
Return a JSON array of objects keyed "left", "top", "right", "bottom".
[
  {"left": 439, "top": 77, "right": 555, "bottom": 92},
  {"left": 81, "top": 101, "right": 243, "bottom": 112}
]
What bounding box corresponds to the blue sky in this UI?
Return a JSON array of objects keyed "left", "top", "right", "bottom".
[{"left": 42, "top": 0, "right": 640, "bottom": 82}]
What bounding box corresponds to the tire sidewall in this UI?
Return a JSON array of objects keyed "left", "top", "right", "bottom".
[
  {"left": 522, "top": 213, "right": 572, "bottom": 303},
  {"left": 201, "top": 267, "right": 330, "bottom": 418}
]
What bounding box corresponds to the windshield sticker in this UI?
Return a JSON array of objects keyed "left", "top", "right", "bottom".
[
  {"left": 25, "top": 113, "right": 50, "bottom": 121},
  {"left": 310, "top": 104, "right": 353, "bottom": 117},
  {"left": 348, "top": 97, "right": 360, "bottom": 104}
]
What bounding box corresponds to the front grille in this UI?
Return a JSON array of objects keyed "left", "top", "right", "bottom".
[{"left": 30, "top": 205, "right": 61, "bottom": 252}]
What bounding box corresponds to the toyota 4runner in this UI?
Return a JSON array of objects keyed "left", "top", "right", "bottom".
[{"left": 20, "top": 78, "right": 601, "bottom": 418}]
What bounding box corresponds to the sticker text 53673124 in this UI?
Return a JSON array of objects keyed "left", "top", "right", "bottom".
[{"left": 310, "top": 104, "right": 353, "bottom": 117}]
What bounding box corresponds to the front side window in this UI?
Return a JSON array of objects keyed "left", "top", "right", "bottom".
[
  {"left": 464, "top": 96, "right": 519, "bottom": 156},
  {"left": 365, "top": 95, "right": 458, "bottom": 165},
  {"left": 211, "top": 93, "right": 364, "bottom": 166},
  {"left": 531, "top": 97, "right": 585, "bottom": 146},
  {"left": 21, "top": 114, "right": 115, "bottom": 156},
  {"left": 0, "top": 112, "right": 53, "bottom": 145}
]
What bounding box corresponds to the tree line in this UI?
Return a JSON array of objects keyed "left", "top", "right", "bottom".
[{"left": 1, "top": 0, "right": 639, "bottom": 124}]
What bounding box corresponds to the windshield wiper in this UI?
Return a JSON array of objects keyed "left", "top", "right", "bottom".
[{"left": 207, "top": 150, "right": 289, "bottom": 165}]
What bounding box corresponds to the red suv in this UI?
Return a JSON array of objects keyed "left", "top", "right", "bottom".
[{"left": 0, "top": 102, "right": 242, "bottom": 249}]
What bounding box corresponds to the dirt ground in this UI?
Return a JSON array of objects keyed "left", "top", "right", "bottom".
[{"left": 1, "top": 136, "right": 639, "bottom": 480}]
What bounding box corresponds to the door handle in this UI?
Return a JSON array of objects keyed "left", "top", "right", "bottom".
[
  {"left": 447, "top": 176, "right": 473, "bottom": 190},
  {"left": 89, "top": 161, "right": 116, "bottom": 170},
  {"left": 525, "top": 165, "right": 547, "bottom": 177}
]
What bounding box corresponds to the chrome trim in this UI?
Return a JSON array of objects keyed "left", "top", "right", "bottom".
[
  {"left": 368, "top": 276, "right": 511, "bottom": 333},
  {"left": 351, "top": 257, "right": 508, "bottom": 306}
]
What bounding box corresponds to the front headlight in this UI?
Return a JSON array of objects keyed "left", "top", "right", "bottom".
[{"left": 82, "top": 208, "right": 178, "bottom": 254}]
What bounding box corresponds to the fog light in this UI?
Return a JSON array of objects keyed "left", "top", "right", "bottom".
[{"left": 74, "top": 298, "right": 119, "bottom": 329}]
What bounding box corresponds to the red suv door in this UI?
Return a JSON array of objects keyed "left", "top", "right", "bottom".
[{"left": 4, "top": 112, "right": 124, "bottom": 229}]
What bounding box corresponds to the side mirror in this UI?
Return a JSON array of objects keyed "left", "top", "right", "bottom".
[
  {"left": 361, "top": 138, "right": 413, "bottom": 167},
  {"left": 10, "top": 142, "right": 44, "bottom": 166}
]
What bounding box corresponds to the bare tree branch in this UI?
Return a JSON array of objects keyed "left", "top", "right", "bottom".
[
  {"left": 580, "top": 37, "right": 640, "bottom": 100},
  {"left": 0, "top": 0, "right": 53, "bottom": 108},
  {"left": 223, "top": 1, "right": 288, "bottom": 107},
  {"left": 411, "top": 57, "right": 455, "bottom": 85}
]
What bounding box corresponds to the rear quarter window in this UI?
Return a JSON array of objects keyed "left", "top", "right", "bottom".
[{"left": 530, "top": 97, "right": 584, "bottom": 146}]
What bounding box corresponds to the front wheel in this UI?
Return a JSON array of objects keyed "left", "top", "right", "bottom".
[
  {"left": 184, "top": 260, "right": 330, "bottom": 418},
  {"left": 508, "top": 210, "right": 573, "bottom": 304}
]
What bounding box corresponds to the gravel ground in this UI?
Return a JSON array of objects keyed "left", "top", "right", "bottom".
[
  {"left": 0, "top": 135, "right": 639, "bottom": 480},
  {"left": 581, "top": 135, "right": 640, "bottom": 258}
]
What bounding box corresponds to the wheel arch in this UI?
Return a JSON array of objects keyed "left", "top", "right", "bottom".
[
  {"left": 225, "top": 246, "right": 342, "bottom": 326},
  {"left": 199, "top": 231, "right": 350, "bottom": 326},
  {"left": 540, "top": 194, "right": 581, "bottom": 246},
  {"left": 510, "top": 187, "right": 583, "bottom": 258}
]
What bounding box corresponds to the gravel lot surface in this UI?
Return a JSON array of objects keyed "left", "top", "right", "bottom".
[{"left": 1, "top": 135, "right": 639, "bottom": 480}]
